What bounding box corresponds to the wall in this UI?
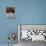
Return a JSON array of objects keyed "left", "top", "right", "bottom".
[
  {"left": 16, "top": 0, "right": 46, "bottom": 24},
  {"left": 0, "top": 0, "right": 18, "bottom": 44},
  {"left": 0, "top": 0, "right": 46, "bottom": 44}
]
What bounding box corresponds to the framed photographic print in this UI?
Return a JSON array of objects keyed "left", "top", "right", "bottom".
[{"left": 6, "top": 7, "right": 15, "bottom": 19}]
